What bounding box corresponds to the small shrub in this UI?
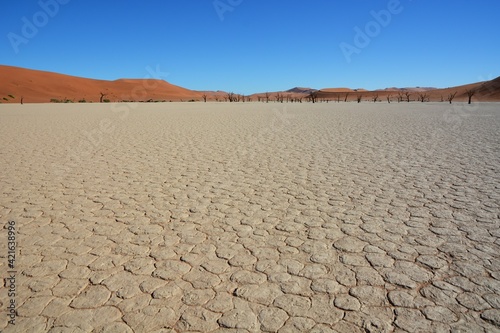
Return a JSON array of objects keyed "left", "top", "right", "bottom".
[
  {"left": 78, "top": 98, "right": 87, "bottom": 103},
  {"left": 103, "top": 99, "right": 110, "bottom": 103}
]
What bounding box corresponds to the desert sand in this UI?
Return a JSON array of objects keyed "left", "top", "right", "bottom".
[{"left": 0, "top": 102, "right": 499, "bottom": 332}]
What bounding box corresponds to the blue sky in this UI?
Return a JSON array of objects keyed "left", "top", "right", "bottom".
[{"left": 1, "top": 0, "right": 499, "bottom": 94}]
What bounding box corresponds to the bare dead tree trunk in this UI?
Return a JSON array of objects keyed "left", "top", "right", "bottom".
[
  {"left": 372, "top": 94, "right": 379, "bottom": 103},
  {"left": 265, "top": 92, "right": 270, "bottom": 103},
  {"left": 344, "top": 93, "right": 349, "bottom": 102},
  {"left": 447, "top": 92, "right": 457, "bottom": 104},
  {"left": 356, "top": 95, "right": 362, "bottom": 103},
  {"left": 465, "top": 89, "right": 476, "bottom": 104},
  {"left": 386, "top": 95, "right": 391, "bottom": 103},
  {"left": 397, "top": 92, "right": 403, "bottom": 103},
  {"left": 308, "top": 91, "right": 318, "bottom": 103},
  {"left": 404, "top": 92, "right": 411, "bottom": 103},
  {"left": 202, "top": 94, "right": 207, "bottom": 102},
  {"left": 100, "top": 92, "right": 107, "bottom": 103},
  {"left": 418, "top": 93, "right": 429, "bottom": 102}
]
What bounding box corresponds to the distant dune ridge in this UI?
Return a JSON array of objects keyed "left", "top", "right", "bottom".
[{"left": 0, "top": 65, "right": 499, "bottom": 103}]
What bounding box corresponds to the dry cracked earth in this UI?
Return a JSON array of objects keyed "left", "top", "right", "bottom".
[{"left": 0, "top": 102, "right": 499, "bottom": 332}]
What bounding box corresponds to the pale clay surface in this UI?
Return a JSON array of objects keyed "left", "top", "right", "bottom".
[{"left": 0, "top": 102, "right": 499, "bottom": 332}]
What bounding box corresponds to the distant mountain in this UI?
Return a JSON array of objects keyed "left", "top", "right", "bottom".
[
  {"left": 319, "top": 88, "right": 358, "bottom": 93},
  {"left": 376, "top": 87, "right": 438, "bottom": 92},
  {"left": 286, "top": 87, "right": 317, "bottom": 94}
]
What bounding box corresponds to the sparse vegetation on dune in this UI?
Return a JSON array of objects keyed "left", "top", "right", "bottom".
[
  {"left": 1, "top": 94, "right": 15, "bottom": 103},
  {"left": 50, "top": 98, "right": 73, "bottom": 103}
]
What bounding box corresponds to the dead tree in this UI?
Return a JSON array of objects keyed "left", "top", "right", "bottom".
[
  {"left": 447, "top": 92, "right": 457, "bottom": 104},
  {"left": 356, "top": 95, "right": 362, "bottom": 103},
  {"left": 308, "top": 91, "right": 318, "bottom": 103},
  {"left": 465, "top": 89, "right": 476, "bottom": 104},
  {"left": 418, "top": 93, "right": 429, "bottom": 103},
  {"left": 265, "top": 92, "right": 270, "bottom": 103},
  {"left": 100, "top": 92, "right": 107, "bottom": 103},
  {"left": 397, "top": 92, "right": 404, "bottom": 103},
  {"left": 404, "top": 92, "right": 412, "bottom": 103},
  {"left": 275, "top": 93, "right": 284, "bottom": 103},
  {"left": 386, "top": 95, "right": 391, "bottom": 103},
  {"left": 21, "top": 96, "right": 24, "bottom": 105},
  {"left": 372, "top": 94, "right": 379, "bottom": 103},
  {"left": 344, "top": 92, "right": 349, "bottom": 102},
  {"left": 202, "top": 94, "right": 208, "bottom": 102},
  {"left": 227, "top": 92, "right": 235, "bottom": 102}
]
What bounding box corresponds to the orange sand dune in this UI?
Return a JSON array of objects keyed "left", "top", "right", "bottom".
[{"left": 0, "top": 65, "right": 205, "bottom": 103}]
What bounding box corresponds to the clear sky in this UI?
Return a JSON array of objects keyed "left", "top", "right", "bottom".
[{"left": 1, "top": 0, "right": 499, "bottom": 94}]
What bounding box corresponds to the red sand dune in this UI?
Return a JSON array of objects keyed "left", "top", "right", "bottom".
[
  {"left": 0, "top": 65, "right": 204, "bottom": 103},
  {"left": 0, "top": 65, "right": 499, "bottom": 103}
]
